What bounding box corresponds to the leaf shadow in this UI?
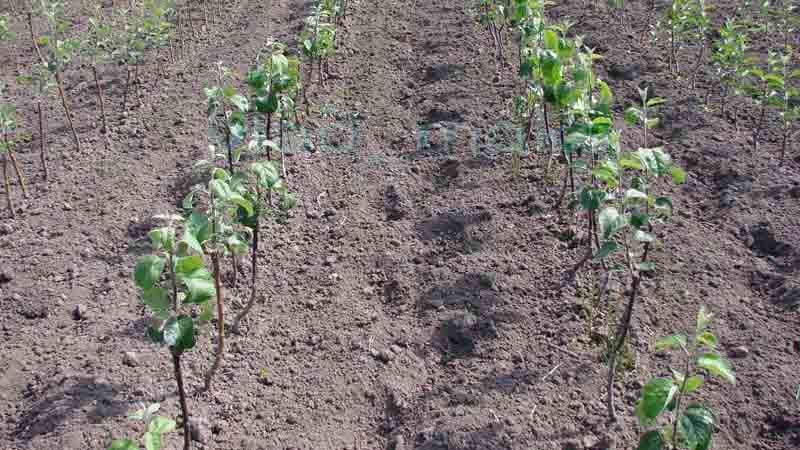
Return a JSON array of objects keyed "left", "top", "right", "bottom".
[{"left": 14, "top": 376, "right": 128, "bottom": 440}]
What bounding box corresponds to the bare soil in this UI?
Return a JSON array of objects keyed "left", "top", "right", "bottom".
[{"left": 1, "top": 1, "right": 799, "bottom": 449}]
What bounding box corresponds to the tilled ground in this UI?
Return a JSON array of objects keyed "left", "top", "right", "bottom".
[{"left": 1, "top": 0, "right": 799, "bottom": 449}]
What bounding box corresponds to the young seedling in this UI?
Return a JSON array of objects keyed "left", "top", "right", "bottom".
[
  {"left": 134, "top": 216, "right": 217, "bottom": 450},
  {"left": 590, "top": 90, "right": 686, "bottom": 420},
  {"left": 17, "top": 62, "right": 55, "bottom": 180},
  {"left": 133, "top": 215, "right": 217, "bottom": 450},
  {"left": 82, "top": 7, "right": 113, "bottom": 135},
  {"left": 107, "top": 403, "right": 177, "bottom": 450},
  {"left": 299, "top": 1, "right": 336, "bottom": 94},
  {"left": 232, "top": 160, "right": 295, "bottom": 334},
  {"left": 28, "top": 0, "right": 81, "bottom": 153},
  {"left": 183, "top": 167, "right": 254, "bottom": 392},
  {"left": 636, "top": 306, "right": 736, "bottom": 450},
  {"left": 477, "top": 0, "right": 509, "bottom": 72},
  {"left": 0, "top": 87, "right": 29, "bottom": 218},
  {"left": 247, "top": 41, "right": 300, "bottom": 166},
  {"left": 663, "top": 0, "right": 701, "bottom": 76},
  {"left": 206, "top": 62, "right": 249, "bottom": 173},
  {"left": 710, "top": 18, "right": 748, "bottom": 122}
]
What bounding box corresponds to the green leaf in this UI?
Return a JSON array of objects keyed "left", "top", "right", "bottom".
[
  {"left": 637, "top": 378, "right": 678, "bottom": 422},
  {"left": 696, "top": 353, "right": 735, "bottom": 384},
  {"left": 655, "top": 334, "right": 686, "bottom": 352},
  {"left": 228, "top": 194, "right": 254, "bottom": 216},
  {"left": 599, "top": 207, "right": 626, "bottom": 239},
  {"left": 594, "top": 241, "right": 620, "bottom": 260},
  {"left": 580, "top": 187, "right": 606, "bottom": 210},
  {"left": 683, "top": 375, "right": 704, "bottom": 394},
  {"left": 638, "top": 430, "right": 664, "bottom": 450},
  {"left": 230, "top": 94, "right": 249, "bottom": 112},
  {"left": 147, "top": 322, "right": 164, "bottom": 344},
  {"left": 696, "top": 306, "right": 711, "bottom": 333},
  {"left": 635, "top": 230, "right": 656, "bottom": 242},
  {"left": 108, "top": 439, "right": 139, "bottom": 450},
  {"left": 143, "top": 431, "right": 160, "bottom": 450},
  {"left": 696, "top": 331, "right": 717, "bottom": 348},
  {"left": 142, "top": 287, "right": 170, "bottom": 320},
  {"left": 654, "top": 197, "right": 673, "bottom": 216},
  {"left": 182, "top": 191, "right": 195, "bottom": 210},
  {"left": 134, "top": 256, "right": 165, "bottom": 290},
  {"left": 670, "top": 165, "right": 687, "bottom": 184},
  {"left": 678, "top": 404, "right": 714, "bottom": 450},
  {"left": 630, "top": 211, "right": 650, "bottom": 228},
  {"left": 163, "top": 315, "right": 195, "bottom": 354},
  {"left": 625, "top": 188, "right": 649, "bottom": 204},
  {"left": 175, "top": 255, "right": 204, "bottom": 275},
  {"left": 198, "top": 300, "right": 214, "bottom": 324},
  {"left": 637, "top": 261, "right": 656, "bottom": 271},
  {"left": 183, "top": 271, "right": 215, "bottom": 304},
  {"left": 148, "top": 416, "right": 176, "bottom": 434}
]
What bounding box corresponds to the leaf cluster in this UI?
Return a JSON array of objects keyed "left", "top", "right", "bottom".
[{"left": 637, "top": 307, "right": 735, "bottom": 450}]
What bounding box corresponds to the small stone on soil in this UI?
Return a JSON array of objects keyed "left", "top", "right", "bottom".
[
  {"left": 731, "top": 346, "right": 750, "bottom": 358},
  {"left": 72, "top": 304, "right": 89, "bottom": 320},
  {"left": 189, "top": 417, "right": 211, "bottom": 443},
  {"left": 0, "top": 223, "right": 13, "bottom": 235},
  {"left": 122, "top": 351, "right": 139, "bottom": 367},
  {"left": 389, "top": 434, "right": 406, "bottom": 450}
]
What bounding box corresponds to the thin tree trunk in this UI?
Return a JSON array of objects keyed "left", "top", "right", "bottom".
[
  {"left": 92, "top": 65, "right": 109, "bottom": 134},
  {"left": 280, "top": 117, "right": 287, "bottom": 178},
  {"left": 543, "top": 103, "right": 556, "bottom": 173},
  {"left": 123, "top": 65, "right": 132, "bottom": 111},
  {"left": 172, "top": 352, "right": 192, "bottom": 450},
  {"left": 2, "top": 155, "right": 13, "bottom": 218},
  {"left": 6, "top": 150, "right": 27, "bottom": 198},
  {"left": 203, "top": 252, "right": 225, "bottom": 392},
  {"left": 265, "top": 113, "right": 272, "bottom": 160},
  {"left": 606, "top": 272, "right": 641, "bottom": 422},
  {"left": 233, "top": 194, "right": 260, "bottom": 335},
  {"left": 37, "top": 101, "right": 49, "bottom": 180},
  {"left": 54, "top": 70, "right": 81, "bottom": 154}
]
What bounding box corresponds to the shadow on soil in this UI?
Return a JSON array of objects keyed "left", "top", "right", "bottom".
[{"left": 14, "top": 376, "right": 128, "bottom": 440}]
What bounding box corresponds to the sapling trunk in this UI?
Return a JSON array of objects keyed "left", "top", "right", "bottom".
[
  {"left": 606, "top": 238, "right": 651, "bottom": 421},
  {"left": 690, "top": 31, "right": 708, "bottom": 89},
  {"left": 543, "top": 103, "right": 556, "bottom": 173},
  {"left": 753, "top": 99, "right": 767, "bottom": 152},
  {"left": 2, "top": 132, "right": 26, "bottom": 198},
  {"left": 233, "top": 188, "right": 261, "bottom": 334},
  {"left": 280, "top": 117, "right": 287, "bottom": 179},
  {"left": 670, "top": 355, "right": 693, "bottom": 448},
  {"left": 172, "top": 352, "right": 192, "bottom": 450},
  {"left": 7, "top": 151, "right": 27, "bottom": 198},
  {"left": 265, "top": 113, "right": 272, "bottom": 160},
  {"left": 91, "top": 65, "right": 109, "bottom": 134},
  {"left": 54, "top": 70, "right": 81, "bottom": 154},
  {"left": 204, "top": 250, "right": 225, "bottom": 392},
  {"left": 37, "top": 101, "right": 48, "bottom": 180},
  {"left": 781, "top": 124, "right": 789, "bottom": 163},
  {"left": 123, "top": 65, "right": 132, "bottom": 111},
  {"left": 2, "top": 154, "right": 13, "bottom": 218}
]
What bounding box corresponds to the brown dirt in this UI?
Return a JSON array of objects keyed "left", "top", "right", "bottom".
[{"left": 1, "top": 0, "right": 799, "bottom": 449}]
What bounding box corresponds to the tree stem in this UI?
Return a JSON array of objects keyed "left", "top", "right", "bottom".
[
  {"left": 172, "top": 352, "right": 192, "bottom": 450},
  {"left": 203, "top": 252, "right": 225, "bottom": 392},
  {"left": 37, "top": 101, "right": 49, "bottom": 180}
]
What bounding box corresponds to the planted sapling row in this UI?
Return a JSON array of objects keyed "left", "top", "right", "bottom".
[{"left": 28, "top": 1, "right": 82, "bottom": 153}]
